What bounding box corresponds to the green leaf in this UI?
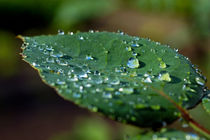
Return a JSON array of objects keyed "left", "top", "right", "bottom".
[
  {"left": 20, "top": 31, "right": 207, "bottom": 128},
  {"left": 126, "top": 129, "right": 204, "bottom": 140},
  {"left": 202, "top": 91, "right": 210, "bottom": 115}
]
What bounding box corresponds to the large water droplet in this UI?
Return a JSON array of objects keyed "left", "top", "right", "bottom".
[
  {"left": 195, "top": 77, "right": 205, "bottom": 86},
  {"left": 127, "top": 58, "right": 140, "bottom": 69}
]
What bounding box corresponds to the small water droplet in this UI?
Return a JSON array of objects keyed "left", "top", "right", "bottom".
[
  {"left": 131, "top": 43, "right": 139, "bottom": 47},
  {"left": 143, "top": 77, "right": 152, "bottom": 83},
  {"left": 109, "top": 76, "right": 120, "bottom": 85},
  {"left": 182, "top": 84, "right": 196, "bottom": 92},
  {"left": 151, "top": 105, "right": 160, "bottom": 110},
  {"left": 89, "top": 30, "right": 94, "bottom": 33},
  {"left": 158, "top": 72, "right": 171, "bottom": 82},
  {"left": 56, "top": 79, "right": 66, "bottom": 85},
  {"left": 58, "top": 29, "right": 64, "bottom": 35},
  {"left": 103, "top": 92, "right": 112, "bottom": 99},
  {"left": 86, "top": 55, "right": 94, "bottom": 60},
  {"left": 79, "top": 36, "right": 84, "bottom": 40},
  {"left": 126, "top": 46, "right": 132, "bottom": 51},
  {"left": 159, "top": 61, "right": 167, "bottom": 69},
  {"left": 67, "top": 31, "right": 74, "bottom": 35},
  {"left": 32, "top": 62, "right": 40, "bottom": 67},
  {"left": 195, "top": 77, "right": 205, "bottom": 86},
  {"left": 50, "top": 51, "right": 64, "bottom": 58},
  {"left": 119, "top": 88, "right": 134, "bottom": 94},
  {"left": 73, "top": 93, "right": 82, "bottom": 98},
  {"left": 127, "top": 58, "right": 140, "bottom": 69}
]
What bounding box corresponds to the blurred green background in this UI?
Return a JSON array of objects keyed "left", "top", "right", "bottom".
[{"left": 0, "top": 0, "right": 209, "bottom": 140}]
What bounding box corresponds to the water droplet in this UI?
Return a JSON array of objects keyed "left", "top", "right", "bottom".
[
  {"left": 159, "top": 61, "right": 166, "bottom": 69},
  {"left": 56, "top": 79, "right": 66, "bottom": 85},
  {"left": 185, "top": 133, "right": 199, "bottom": 140},
  {"left": 182, "top": 84, "right": 196, "bottom": 93},
  {"left": 119, "top": 88, "right": 134, "bottom": 94},
  {"left": 50, "top": 51, "right": 64, "bottom": 58},
  {"left": 109, "top": 76, "right": 120, "bottom": 85},
  {"left": 79, "top": 36, "right": 84, "bottom": 40},
  {"left": 151, "top": 105, "right": 160, "bottom": 110},
  {"left": 158, "top": 72, "right": 171, "bottom": 82},
  {"left": 68, "top": 75, "right": 78, "bottom": 82},
  {"left": 86, "top": 55, "right": 94, "bottom": 60},
  {"left": 67, "top": 31, "right": 74, "bottom": 35},
  {"left": 57, "top": 69, "right": 64, "bottom": 74},
  {"left": 127, "top": 58, "right": 140, "bottom": 69},
  {"left": 32, "top": 62, "right": 39, "bottom": 67},
  {"left": 58, "top": 29, "right": 64, "bottom": 35},
  {"left": 91, "top": 76, "right": 103, "bottom": 84},
  {"left": 131, "top": 43, "right": 139, "bottom": 47},
  {"left": 89, "top": 30, "right": 94, "bottom": 33},
  {"left": 117, "top": 30, "right": 124, "bottom": 35},
  {"left": 143, "top": 77, "right": 152, "bottom": 83},
  {"left": 126, "top": 47, "right": 132, "bottom": 51},
  {"left": 103, "top": 92, "right": 112, "bottom": 99},
  {"left": 46, "top": 46, "right": 54, "bottom": 51},
  {"left": 73, "top": 93, "right": 82, "bottom": 98},
  {"left": 135, "top": 104, "right": 146, "bottom": 109},
  {"left": 195, "top": 77, "right": 205, "bottom": 86},
  {"left": 84, "top": 83, "right": 92, "bottom": 87},
  {"left": 132, "top": 52, "right": 139, "bottom": 56},
  {"left": 105, "top": 87, "right": 115, "bottom": 91}
]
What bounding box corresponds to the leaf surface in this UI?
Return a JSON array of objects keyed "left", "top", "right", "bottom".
[
  {"left": 20, "top": 31, "right": 207, "bottom": 128},
  {"left": 126, "top": 129, "right": 204, "bottom": 140}
]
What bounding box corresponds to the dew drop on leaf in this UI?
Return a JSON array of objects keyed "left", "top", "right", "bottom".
[
  {"left": 158, "top": 73, "right": 171, "bottom": 82},
  {"left": 127, "top": 58, "right": 140, "bottom": 69},
  {"left": 195, "top": 77, "right": 205, "bottom": 86}
]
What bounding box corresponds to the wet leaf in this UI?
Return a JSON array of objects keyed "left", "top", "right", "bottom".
[
  {"left": 202, "top": 91, "right": 210, "bottom": 115},
  {"left": 126, "top": 129, "right": 204, "bottom": 140},
  {"left": 20, "top": 31, "right": 207, "bottom": 128}
]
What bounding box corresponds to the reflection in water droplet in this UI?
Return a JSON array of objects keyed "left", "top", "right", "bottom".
[
  {"left": 195, "top": 77, "right": 205, "bottom": 86},
  {"left": 127, "top": 58, "right": 140, "bottom": 69},
  {"left": 158, "top": 73, "right": 171, "bottom": 82}
]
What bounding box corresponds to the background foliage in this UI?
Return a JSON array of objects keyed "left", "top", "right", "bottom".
[{"left": 0, "top": 0, "right": 209, "bottom": 140}]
